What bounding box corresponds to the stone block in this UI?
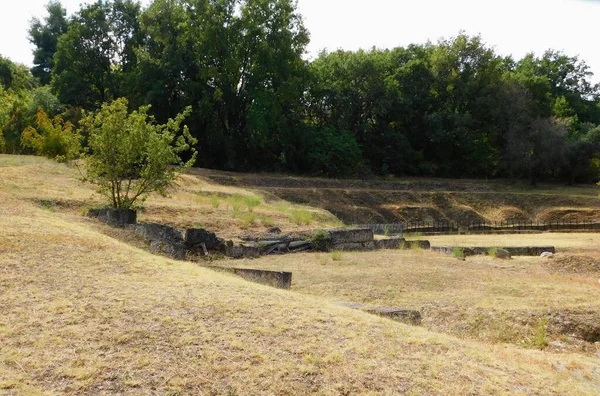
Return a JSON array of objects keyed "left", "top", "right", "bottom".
[
  {"left": 331, "top": 241, "right": 377, "bottom": 251},
  {"left": 185, "top": 228, "right": 225, "bottom": 252},
  {"left": 375, "top": 238, "right": 405, "bottom": 250},
  {"left": 225, "top": 242, "right": 261, "bottom": 259},
  {"left": 135, "top": 223, "right": 183, "bottom": 244},
  {"left": 494, "top": 249, "right": 511, "bottom": 260},
  {"left": 150, "top": 240, "right": 187, "bottom": 260},
  {"left": 366, "top": 307, "right": 422, "bottom": 325},
  {"left": 87, "top": 208, "right": 137, "bottom": 227},
  {"left": 208, "top": 266, "right": 292, "bottom": 289},
  {"left": 327, "top": 228, "right": 374, "bottom": 244}
]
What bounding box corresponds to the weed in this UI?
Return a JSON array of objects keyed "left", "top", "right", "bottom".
[
  {"left": 383, "top": 225, "right": 391, "bottom": 237},
  {"left": 259, "top": 215, "right": 275, "bottom": 227},
  {"left": 487, "top": 247, "right": 498, "bottom": 257},
  {"left": 234, "top": 211, "right": 257, "bottom": 228},
  {"left": 331, "top": 251, "right": 343, "bottom": 261},
  {"left": 289, "top": 209, "right": 313, "bottom": 226},
  {"left": 311, "top": 230, "right": 329, "bottom": 251},
  {"left": 451, "top": 247, "right": 465, "bottom": 259},
  {"left": 533, "top": 320, "right": 549, "bottom": 349},
  {"left": 211, "top": 195, "right": 221, "bottom": 209},
  {"left": 241, "top": 195, "right": 262, "bottom": 212}
]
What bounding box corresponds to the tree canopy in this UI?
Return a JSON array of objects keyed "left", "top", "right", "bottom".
[{"left": 2, "top": 0, "right": 599, "bottom": 184}]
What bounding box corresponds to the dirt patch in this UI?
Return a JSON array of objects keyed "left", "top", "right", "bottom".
[{"left": 542, "top": 254, "right": 600, "bottom": 274}]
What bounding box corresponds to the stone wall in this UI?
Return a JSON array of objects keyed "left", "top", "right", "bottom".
[
  {"left": 207, "top": 266, "right": 292, "bottom": 289},
  {"left": 87, "top": 208, "right": 137, "bottom": 227},
  {"left": 432, "top": 245, "right": 556, "bottom": 256}
]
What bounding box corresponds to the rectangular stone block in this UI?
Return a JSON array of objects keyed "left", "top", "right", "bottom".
[
  {"left": 327, "top": 228, "right": 374, "bottom": 244},
  {"left": 207, "top": 266, "right": 292, "bottom": 289},
  {"left": 366, "top": 307, "right": 422, "bottom": 325},
  {"left": 375, "top": 238, "right": 404, "bottom": 250}
]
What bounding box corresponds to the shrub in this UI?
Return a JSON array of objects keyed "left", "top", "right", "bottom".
[
  {"left": 331, "top": 251, "right": 342, "bottom": 261},
  {"left": 451, "top": 247, "right": 465, "bottom": 259},
  {"left": 79, "top": 98, "right": 196, "bottom": 209},
  {"left": 311, "top": 229, "right": 329, "bottom": 251},
  {"left": 289, "top": 209, "right": 313, "bottom": 225},
  {"left": 21, "top": 108, "right": 81, "bottom": 161}
]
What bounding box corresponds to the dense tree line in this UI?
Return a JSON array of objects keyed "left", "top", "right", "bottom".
[{"left": 1, "top": 0, "right": 600, "bottom": 184}]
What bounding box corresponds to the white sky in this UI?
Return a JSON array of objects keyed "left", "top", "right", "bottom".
[{"left": 1, "top": 0, "right": 599, "bottom": 81}]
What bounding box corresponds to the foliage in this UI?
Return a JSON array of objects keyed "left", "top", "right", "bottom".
[
  {"left": 21, "top": 108, "right": 80, "bottom": 161},
  {"left": 451, "top": 247, "right": 465, "bottom": 259},
  {"left": 28, "top": 1, "right": 68, "bottom": 85},
  {"left": 80, "top": 98, "right": 197, "bottom": 209},
  {"left": 306, "top": 126, "right": 363, "bottom": 177},
  {"left": 14, "top": 0, "right": 600, "bottom": 183},
  {"left": 52, "top": 0, "right": 141, "bottom": 109},
  {"left": 289, "top": 209, "right": 313, "bottom": 225}
]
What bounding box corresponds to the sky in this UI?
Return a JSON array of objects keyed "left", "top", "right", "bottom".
[{"left": 1, "top": 0, "right": 600, "bottom": 80}]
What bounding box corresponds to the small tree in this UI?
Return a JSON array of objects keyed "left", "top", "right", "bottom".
[
  {"left": 21, "top": 108, "right": 81, "bottom": 161},
  {"left": 80, "top": 98, "right": 197, "bottom": 209}
]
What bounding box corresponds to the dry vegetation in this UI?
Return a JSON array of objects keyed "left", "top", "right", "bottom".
[
  {"left": 2, "top": 155, "right": 600, "bottom": 394},
  {"left": 0, "top": 155, "right": 342, "bottom": 241},
  {"left": 192, "top": 168, "right": 600, "bottom": 224}
]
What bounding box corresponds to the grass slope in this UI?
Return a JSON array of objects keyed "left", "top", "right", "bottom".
[
  {"left": 2, "top": 155, "right": 600, "bottom": 394},
  {"left": 193, "top": 168, "right": 600, "bottom": 224}
]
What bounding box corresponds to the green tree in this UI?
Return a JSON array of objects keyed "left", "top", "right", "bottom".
[
  {"left": 0, "top": 56, "right": 38, "bottom": 153},
  {"left": 28, "top": 1, "right": 69, "bottom": 85},
  {"left": 80, "top": 98, "right": 197, "bottom": 209},
  {"left": 52, "top": 0, "right": 141, "bottom": 109},
  {"left": 21, "top": 108, "right": 80, "bottom": 161}
]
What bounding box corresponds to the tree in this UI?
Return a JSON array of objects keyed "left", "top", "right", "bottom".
[
  {"left": 79, "top": 98, "right": 197, "bottom": 209},
  {"left": 28, "top": 1, "right": 69, "bottom": 85},
  {"left": 52, "top": 0, "right": 141, "bottom": 109},
  {"left": 0, "top": 56, "right": 38, "bottom": 153},
  {"left": 21, "top": 108, "right": 80, "bottom": 161}
]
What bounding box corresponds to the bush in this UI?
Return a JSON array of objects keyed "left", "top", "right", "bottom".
[
  {"left": 306, "top": 126, "right": 362, "bottom": 177},
  {"left": 289, "top": 209, "right": 313, "bottom": 225},
  {"left": 311, "top": 229, "right": 329, "bottom": 251},
  {"left": 21, "top": 108, "right": 81, "bottom": 161},
  {"left": 80, "top": 98, "right": 196, "bottom": 209}
]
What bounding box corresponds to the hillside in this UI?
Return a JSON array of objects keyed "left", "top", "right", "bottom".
[
  {"left": 2, "top": 155, "right": 600, "bottom": 394},
  {"left": 195, "top": 169, "right": 600, "bottom": 225}
]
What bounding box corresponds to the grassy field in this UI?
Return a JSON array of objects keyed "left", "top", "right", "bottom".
[{"left": 2, "top": 154, "right": 600, "bottom": 394}]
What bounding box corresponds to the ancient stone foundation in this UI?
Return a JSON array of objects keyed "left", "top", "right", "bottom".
[
  {"left": 431, "top": 246, "right": 556, "bottom": 257},
  {"left": 366, "top": 307, "right": 422, "bottom": 325},
  {"left": 134, "top": 223, "right": 186, "bottom": 260},
  {"left": 87, "top": 208, "right": 137, "bottom": 227},
  {"left": 207, "top": 266, "right": 292, "bottom": 289}
]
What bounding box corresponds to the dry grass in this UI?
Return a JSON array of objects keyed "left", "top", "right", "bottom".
[
  {"left": 3, "top": 154, "right": 600, "bottom": 394},
  {"left": 223, "top": 238, "right": 600, "bottom": 348},
  {"left": 0, "top": 155, "right": 342, "bottom": 241}
]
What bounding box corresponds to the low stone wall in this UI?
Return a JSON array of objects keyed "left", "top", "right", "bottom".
[
  {"left": 225, "top": 242, "right": 261, "bottom": 259},
  {"left": 375, "top": 238, "right": 405, "bottom": 250},
  {"left": 87, "top": 208, "right": 137, "bottom": 227},
  {"left": 402, "top": 240, "right": 431, "bottom": 250},
  {"left": 134, "top": 223, "right": 186, "bottom": 260},
  {"left": 207, "top": 266, "right": 292, "bottom": 289},
  {"left": 432, "top": 246, "right": 556, "bottom": 256},
  {"left": 365, "top": 307, "right": 422, "bottom": 325},
  {"left": 327, "top": 228, "right": 374, "bottom": 244}
]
